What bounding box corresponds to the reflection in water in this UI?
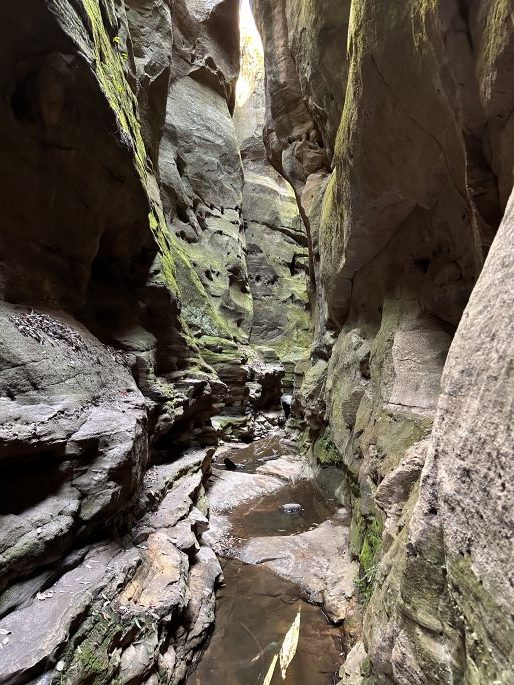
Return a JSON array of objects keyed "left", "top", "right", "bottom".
[
  {"left": 214, "top": 434, "right": 287, "bottom": 473},
  {"left": 188, "top": 559, "right": 343, "bottom": 685},
  {"left": 189, "top": 434, "right": 346, "bottom": 684},
  {"left": 228, "top": 481, "right": 338, "bottom": 540}
]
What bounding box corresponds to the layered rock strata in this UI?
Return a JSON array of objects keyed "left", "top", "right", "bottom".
[
  {"left": 0, "top": 0, "right": 229, "bottom": 680},
  {"left": 234, "top": 26, "right": 310, "bottom": 392},
  {"left": 0, "top": 0, "right": 307, "bottom": 682}
]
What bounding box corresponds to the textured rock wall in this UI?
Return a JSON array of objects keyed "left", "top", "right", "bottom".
[
  {"left": 158, "top": 0, "right": 251, "bottom": 343},
  {"left": 0, "top": 0, "right": 248, "bottom": 682},
  {"left": 0, "top": 0, "right": 312, "bottom": 680},
  {"left": 233, "top": 17, "right": 310, "bottom": 393},
  {"left": 364, "top": 192, "right": 514, "bottom": 684},
  {"left": 151, "top": 0, "right": 309, "bottom": 431},
  {"left": 251, "top": 0, "right": 514, "bottom": 682}
]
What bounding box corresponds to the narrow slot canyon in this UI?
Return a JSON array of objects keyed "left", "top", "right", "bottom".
[{"left": 0, "top": 1, "right": 513, "bottom": 684}]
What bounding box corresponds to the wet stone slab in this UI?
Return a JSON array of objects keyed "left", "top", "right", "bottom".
[
  {"left": 227, "top": 480, "right": 338, "bottom": 540},
  {"left": 213, "top": 433, "right": 297, "bottom": 473}
]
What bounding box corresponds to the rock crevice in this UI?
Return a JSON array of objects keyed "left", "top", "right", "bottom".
[{"left": 1, "top": 0, "right": 514, "bottom": 683}]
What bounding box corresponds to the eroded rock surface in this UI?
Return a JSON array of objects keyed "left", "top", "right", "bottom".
[
  {"left": 0, "top": 450, "right": 219, "bottom": 685},
  {"left": 240, "top": 517, "right": 356, "bottom": 622},
  {"left": 2, "top": 0, "right": 514, "bottom": 682},
  {"left": 234, "top": 29, "right": 310, "bottom": 389},
  {"left": 205, "top": 435, "right": 357, "bottom": 624},
  {"left": 0, "top": 0, "right": 308, "bottom": 683},
  {"left": 252, "top": 0, "right": 514, "bottom": 682},
  {"left": 0, "top": 305, "right": 147, "bottom": 596},
  {"left": 363, "top": 190, "right": 514, "bottom": 685}
]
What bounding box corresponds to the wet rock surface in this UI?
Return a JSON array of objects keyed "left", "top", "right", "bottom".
[
  {"left": 0, "top": 0, "right": 309, "bottom": 682},
  {"left": 2, "top": 0, "right": 514, "bottom": 682},
  {"left": 0, "top": 448, "right": 220, "bottom": 685},
  {"left": 190, "top": 432, "right": 358, "bottom": 683},
  {"left": 228, "top": 482, "right": 338, "bottom": 540}
]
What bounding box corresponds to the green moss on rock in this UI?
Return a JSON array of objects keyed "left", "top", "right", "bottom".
[
  {"left": 355, "top": 397, "right": 432, "bottom": 477},
  {"left": 448, "top": 556, "right": 514, "bottom": 683},
  {"left": 313, "top": 429, "right": 342, "bottom": 465},
  {"left": 350, "top": 501, "right": 383, "bottom": 603},
  {"left": 83, "top": 0, "right": 146, "bottom": 180},
  {"left": 59, "top": 609, "right": 126, "bottom": 684},
  {"left": 81, "top": 0, "right": 228, "bottom": 348}
]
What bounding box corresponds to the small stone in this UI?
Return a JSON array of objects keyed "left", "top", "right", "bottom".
[
  {"left": 280, "top": 502, "right": 303, "bottom": 514},
  {"left": 223, "top": 457, "right": 238, "bottom": 471},
  {"left": 36, "top": 591, "right": 52, "bottom": 601},
  {"left": 56, "top": 660, "right": 65, "bottom": 672}
]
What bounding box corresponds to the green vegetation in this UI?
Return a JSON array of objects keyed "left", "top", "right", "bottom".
[
  {"left": 354, "top": 395, "right": 432, "bottom": 476},
  {"left": 82, "top": 0, "right": 146, "bottom": 180},
  {"left": 74, "top": 642, "right": 112, "bottom": 680},
  {"left": 448, "top": 556, "right": 514, "bottom": 682},
  {"left": 356, "top": 515, "right": 382, "bottom": 602},
  {"left": 59, "top": 609, "right": 126, "bottom": 684},
  {"left": 313, "top": 429, "right": 342, "bottom": 465},
  {"left": 310, "top": 422, "right": 384, "bottom": 604},
  {"left": 349, "top": 498, "right": 383, "bottom": 603},
  {"left": 82, "top": 0, "right": 228, "bottom": 345}
]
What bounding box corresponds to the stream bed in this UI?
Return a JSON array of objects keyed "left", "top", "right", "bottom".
[
  {"left": 187, "top": 434, "right": 349, "bottom": 684},
  {"left": 188, "top": 559, "right": 343, "bottom": 684},
  {"left": 228, "top": 479, "right": 338, "bottom": 540}
]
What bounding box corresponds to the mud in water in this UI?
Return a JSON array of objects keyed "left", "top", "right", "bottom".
[
  {"left": 188, "top": 559, "right": 343, "bottom": 685},
  {"left": 228, "top": 480, "right": 338, "bottom": 541}
]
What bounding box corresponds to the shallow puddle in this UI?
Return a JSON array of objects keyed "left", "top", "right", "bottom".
[
  {"left": 228, "top": 480, "right": 338, "bottom": 540},
  {"left": 188, "top": 559, "right": 343, "bottom": 685},
  {"left": 188, "top": 434, "right": 346, "bottom": 684},
  {"left": 215, "top": 434, "right": 288, "bottom": 473}
]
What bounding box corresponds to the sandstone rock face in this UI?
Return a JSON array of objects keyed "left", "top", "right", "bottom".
[
  {"left": 252, "top": 0, "right": 514, "bottom": 681},
  {"left": 0, "top": 0, "right": 232, "bottom": 680},
  {"left": 0, "top": 305, "right": 147, "bottom": 594},
  {"left": 3, "top": 0, "right": 513, "bottom": 681},
  {"left": 418, "top": 189, "right": 514, "bottom": 682},
  {"left": 250, "top": 0, "right": 350, "bottom": 190},
  {"left": 0, "top": 0, "right": 313, "bottom": 680},
  {"left": 234, "top": 16, "right": 310, "bottom": 392},
  {"left": 0, "top": 0, "right": 307, "bottom": 685},
  {"left": 365, "top": 192, "right": 514, "bottom": 685},
  {"left": 0, "top": 449, "right": 220, "bottom": 685},
  {"left": 250, "top": 0, "right": 351, "bottom": 294},
  {"left": 157, "top": 0, "right": 251, "bottom": 342}
]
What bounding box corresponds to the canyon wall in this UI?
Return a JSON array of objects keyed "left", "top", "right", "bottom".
[
  {"left": 1, "top": 0, "right": 513, "bottom": 682},
  {"left": 0, "top": 0, "right": 306, "bottom": 682},
  {"left": 234, "top": 25, "right": 310, "bottom": 393},
  {"left": 251, "top": 0, "right": 514, "bottom": 682}
]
